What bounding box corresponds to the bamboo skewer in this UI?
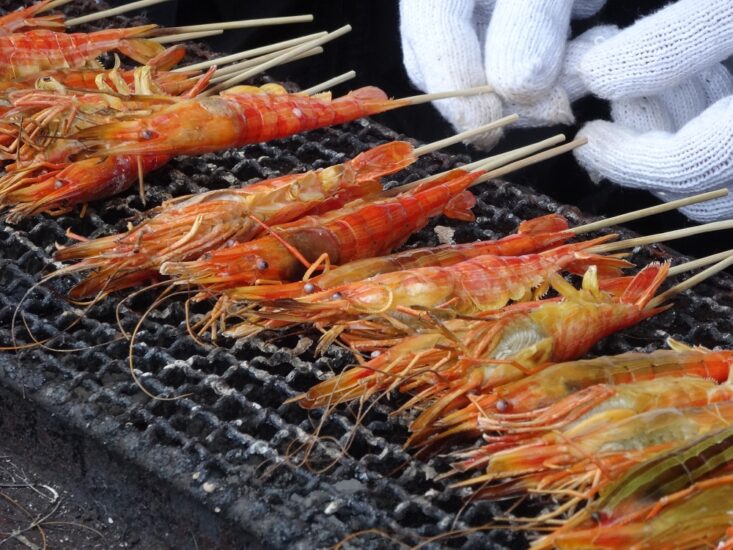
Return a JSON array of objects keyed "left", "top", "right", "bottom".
[
  {"left": 210, "top": 45, "right": 324, "bottom": 81},
  {"left": 160, "top": 15, "right": 313, "bottom": 34},
  {"left": 472, "top": 138, "right": 587, "bottom": 185},
  {"left": 591, "top": 220, "right": 733, "bottom": 254},
  {"left": 153, "top": 30, "right": 223, "bottom": 44},
  {"left": 65, "top": 0, "right": 175, "bottom": 26},
  {"left": 204, "top": 24, "right": 353, "bottom": 95},
  {"left": 571, "top": 189, "right": 730, "bottom": 233},
  {"left": 649, "top": 253, "right": 733, "bottom": 308},
  {"left": 669, "top": 250, "right": 733, "bottom": 277},
  {"left": 474, "top": 134, "right": 567, "bottom": 175},
  {"left": 301, "top": 71, "right": 357, "bottom": 95},
  {"left": 210, "top": 48, "right": 323, "bottom": 83},
  {"left": 414, "top": 115, "right": 519, "bottom": 156},
  {"left": 174, "top": 32, "right": 327, "bottom": 72}
]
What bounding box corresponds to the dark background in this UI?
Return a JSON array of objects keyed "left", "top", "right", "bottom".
[{"left": 133, "top": 0, "right": 731, "bottom": 258}]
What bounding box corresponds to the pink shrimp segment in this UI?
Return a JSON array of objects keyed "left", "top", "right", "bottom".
[
  {"left": 0, "top": 25, "right": 164, "bottom": 80},
  {"left": 160, "top": 169, "right": 481, "bottom": 291},
  {"left": 73, "top": 86, "right": 415, "bottom": 157},
  {"left": 53, "top": 142, "right": 418, "bottom": 298}
]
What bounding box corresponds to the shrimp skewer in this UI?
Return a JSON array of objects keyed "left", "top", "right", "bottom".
[
  {"left": 0, "top": 25, "right": 165, "bottom": 80},
  {"left": 243, "top": 235, "right": 631, "bottom": 327},
  {"left": 72, "top": 85, "right": 493, "bottom": 158},
  {"left": 457, "top": 403, "right": 733, "bottom": 510},
  {"left": 159, "top": 168, "right": 482, "bottom": 291},
  {"left": 296, "top": 263, "right": 668, "bottom": 422},
  {"left": 533, "top": 426, "right": 733, "bottom": 549},
  {"left": 52, "top": 141, "right": 416, "bottom": 297},
  {"left": 223, "top": 213, "right": 575, "bottom": 304},
  {"left": 436, "top": 339, "right": 733, "bottom": 440}
]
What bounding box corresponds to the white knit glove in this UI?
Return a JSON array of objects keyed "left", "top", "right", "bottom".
[
  {"left": 399, "top": 0, "right": 606, "bottom": 149},
  {"left": 573, "top": 0, "right": 733, "bottom": 222}
]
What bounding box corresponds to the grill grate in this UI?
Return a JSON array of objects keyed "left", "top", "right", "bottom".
[{"left": 2, "top": 2, "right": 733, "bottom": 547}]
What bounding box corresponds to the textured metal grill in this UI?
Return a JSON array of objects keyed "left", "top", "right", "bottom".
[{"left": 2, "top": 2, "right": 733, "bottom": 548}]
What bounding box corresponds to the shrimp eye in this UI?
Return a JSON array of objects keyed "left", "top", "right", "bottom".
[
  {"left": 496, "top": 399, "right": 510, "bottom": 413},
  {"left": 256, "top": 259, "right": 269, "bottom": 270},
  {"left": 331, "top": 292, "right": 342, "bottom": 300},
  {"left": 370, "top": 350, "right": 381, "bottom": 358},
  {"left": 54, "top": 179, "right": 64, "bottom": 189},
  {"left": 304, "top": 283, "right": 315, "bottom": 294},
  {"left": 140, "top": 129, "right": 157, "bottom": 140}
]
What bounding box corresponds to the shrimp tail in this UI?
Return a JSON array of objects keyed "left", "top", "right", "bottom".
[
  {"left": 567, "top": 253, "right": 634, "bottom": 278},
  {"left": 620, "top": 261, "right": 670, "bottom": 307},
  {"left": 443, "top": 190, "right": 477, "bottom": 221},
  {"left": 349, "top": 141, "right": 416, "bottom": 180},
  {"left": 116, "top": 37, "right": 167, "bottom": 66},
  {"left": 147, "top": 45, "right": 187, "bottom": 71},
  {"left": 517, "top": 213, "right": 569, "bottom": 234}
]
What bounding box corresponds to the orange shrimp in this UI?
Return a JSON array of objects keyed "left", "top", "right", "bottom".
[
  {"left": 1, "top": 154, "right": 171, "bottom": 221},
  {"left": 295, "top": 263, "right": 670, "bottom": 447},
  {"left": 533, "top": 426, "right": 733, "bottom": 549},
  {"left": 0, "top": 46, "right": 192, "bottom": 96},
  {"left": 73, "top": 85, "right": 420, "bottom": 158},
  {"left": 223, "top": 213, "right": 574, "bottom": 303},
  {"left": 548, "top": 476, "right": 733, "bottom": 550},
  {"left": 159, "top": 168, "right": 480, "bottom": 291},
  {"left": 53, "top": 141, "right": 414, "bottom": 297},
  {"left": 436, "top": 339, "right": 733, "bottom": 441},
  {"left": 458, "top": 403, "right": 733, "bottom": 510},
  {"left": 453, "top": 376, "right": 733, "bottom": 477},
  {"left": 0, "top": 25, "right": 164, "bottom": 80},
  {"left": 244, "top": 235, "right": 630, "bottom": 328},
  {"left": 0, "top": 1, "right": 64, "bottom": 35}
]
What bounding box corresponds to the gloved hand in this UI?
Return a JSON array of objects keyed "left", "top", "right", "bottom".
[
  {"left": 572, "top": 0, "right": 733, "bottom": 222},
  {"left": 399, "top": 0, "right": 606, "bottom": 149}
]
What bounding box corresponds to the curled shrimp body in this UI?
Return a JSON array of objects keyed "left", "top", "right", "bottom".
[
  {"left": 0, "top": 25, "right": 164, "bottom": 80},
  {"left": 73, "top": 85, "right": 415, "bottom": 157},
  {"left": 160, "top": 169, "right": 480, "bottom": 291},
  {"left": 53, "top": 141, "right": 415, "bottom": 298}
]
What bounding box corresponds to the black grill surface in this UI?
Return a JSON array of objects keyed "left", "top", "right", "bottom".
[{"left": 2, "top": 2, "right": 733, "bottom": 548}]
